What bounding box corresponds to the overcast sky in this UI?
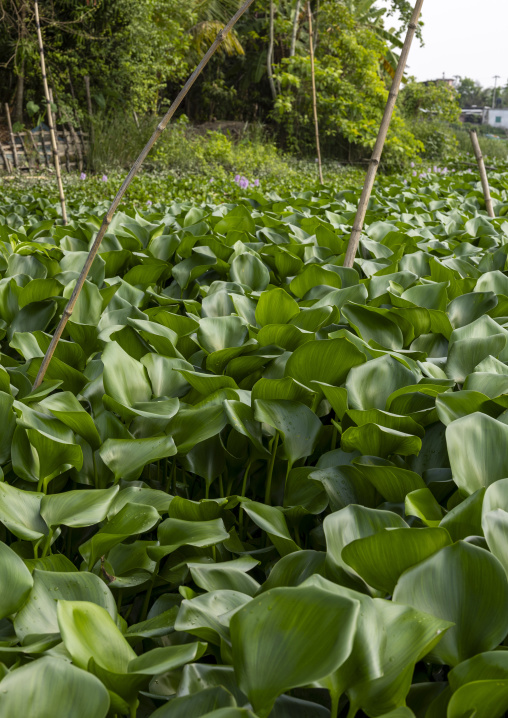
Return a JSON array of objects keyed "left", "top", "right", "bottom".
[{"left": 379, "top": 0, "right": 508, "bottom": 88}]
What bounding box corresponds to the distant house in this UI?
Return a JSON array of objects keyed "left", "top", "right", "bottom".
[
  {"left": 486, "top": 108, "right": 508, "bottom": 129},
  {"left": 423, "top": 78, "right": 456, "bottom": 88}
]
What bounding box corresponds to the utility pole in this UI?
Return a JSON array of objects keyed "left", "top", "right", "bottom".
[{"left": 492, "top": 75, "right": 501, "bottom": 108}]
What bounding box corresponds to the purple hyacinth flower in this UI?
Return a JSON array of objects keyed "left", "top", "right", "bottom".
[
  {"left": 146, "top": 200, "right": 153, "bottom": 207},
  {"left": 412, "top": 170, "right": 417, "bottom": 177},
  {"left": 102, "top": 174, "right": 108, "bottom": 182},
  {"left": 80, "top": 172, "right": 86, "bottom": 180},
  {"left": 410, "top": 162, "right": 415, "bottom": 168},
  {"left": 240, "top": 177, "right": 249, "bottom": 189},
  {"left": 234, "top": 174, "right": 241, "bottom": 183},
  {"left": 254, "top": 179, "right": 260, "bottom": 187}
]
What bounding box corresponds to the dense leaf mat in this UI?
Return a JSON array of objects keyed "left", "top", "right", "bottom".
[{"left": 1, "top": 170, "right": 508, "bottom": 717}]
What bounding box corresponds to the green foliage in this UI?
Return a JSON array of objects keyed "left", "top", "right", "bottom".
[
  {"left": 272, "top": 5, "right": 419, "bottom": 167},
  {"left": 2, "top": 152, "right": 508, "bottom": 716}
]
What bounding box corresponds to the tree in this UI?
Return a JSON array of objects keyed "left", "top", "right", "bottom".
[{"left": 456, "top": 77, "right": 489, "bottom": 108}]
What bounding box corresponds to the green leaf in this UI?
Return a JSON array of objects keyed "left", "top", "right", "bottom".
[
  {"left": 150, "top": 687, "right": 236, "bottom": 718},
  {"left": 102, "top": 340, "right": 152, "bottom": 406},
  {"left": 341, "top": 423, "right": 422, "bottom": 458},
  {"left": 346, "top": 355, "right": 416, "bottom": 410},
  {"left": 0, "top": 482, "right": 48, "bottom": 540},
  {"left": 57, "top": 600, "right": 136, "bottom": 672},
  {"left": 0, "top": 657, "right": 110, "bottom": 718},
  {"left": 241, "top": 500, "right": 300, "bottom": 556},
  {"left": 255, "top": 288, "right": 300, "bottom": 326},
  {"left": 14, "top": 569, "right": 117, "bottom": 641},
  {"left": 40, "top": 486, "right": 119, "bottom": 529},
  {"left": 324, "top": 505, "right": 407, "bottom": 574},
  {"left": 285, "top": 337, "right": 365, "bottom": 388},
  {"left": 341, "top": 527, "right": 452, "bottom": 594},
  {"left": 0, "top": 541, "right": 33, "bottom": 620},
  {"left": 148, "top": 517, "right": 230, "bottom": 561},
  {"left": 79, "top": 502, "right": 160, "bottom": 569},
  {"left": 253, "top": 399, "right": 322, "bottom": 464},
  {"left": 447, "top": 681, "right": 508, "bottom": 718},
  {"left": 393, "top": 541, "right": 508, "bottom": 666},
  {"left": 230, "top": 584, "right": 360, "bottom": 718},
  {"left": 230, "top": 254, "right": 270, "bottom": 292},
  {"left": 446, "top": 413, "right": 508, "bottom": 494},
  {"left": 99, "top": 435, "right": 176, "bottom": 482}
]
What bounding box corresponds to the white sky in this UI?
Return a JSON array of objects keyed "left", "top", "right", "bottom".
[{"left": 379, "top": 0, "right": 508, "bottom": 89}]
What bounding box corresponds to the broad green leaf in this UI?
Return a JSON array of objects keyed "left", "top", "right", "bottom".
[
  {"left": 79, "top": 502, "right": 160, "bottom": 569},
  {"left": 241, "top": 500, "right": 299, "bottom": 556},
  {"left": 253, "top": 399, "right": 322, "bottom": 465},
  {"left": 346, "top": 355, "right": 416, "bottom": 410},
  {"left": 354, "top": 457, "right": 426, "bottom": 502},
  {"left": 324, "top": 505, "right": 407, "bottom": 574},
  {"left": 341, "top": 423, "right": 422, "bottom": 458},
  {"left": 393, "top": 541, "right": 508, "bottom": 665},
  {"left": 230, "top": 254, "right": 270, "bottom": 292},
  {"left": 148, "top": 517, "right": 230, "bottom": 561},
  {"left": 230, "top": 584, "right": 360, "bottom": 718},
  {"left": 102, "top": 340, "right": 152, "bottom": 406},
  {"left": 447, "top": 681, "right": 508, "bottom": 718},
  {"left": 150, "top": 687, "right": 236, "bottom": 718},
  {"left": 0, "top": 482, "right": 48, "bottom": 540},
  {"left": 0, "top": 542, "right": 33, "bottom": 620},
  {"left": 285, "top": 338, "right": 365, "bottom": 388},
  {"left": 99, "top": 435, "right": 176, "bottom": 481},
  {"left": 57, "top": 600, "right": 136, "bottom": 672},
  {"left": 40, "top": 486, "right": 119, "bottom": 529},
  {"left": 0, "top": 657, "right": 109, "bottom": 718},
  {"left": 446, "top": 413, "right": 508, "bottom": 494},
  {"left": 341, "top": 527, "right": 452, "bottom": 594},
  {"left": 14, "top": 569, "right": 117, "bottom": 641},
  {"left": 255, "top": 288, "right": 300, "bottom": 326}
]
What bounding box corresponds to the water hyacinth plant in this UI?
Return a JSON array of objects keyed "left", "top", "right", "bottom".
[{"left": 0, "top": 163, "right": 508, "bottom": 716}]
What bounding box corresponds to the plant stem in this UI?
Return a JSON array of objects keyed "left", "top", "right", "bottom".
[
  {"left": 239, "top": 459, "right": 252, "bottom": 539},
  {"left": 329, "top": 693, "right": 338, "bottom": 718},
  {"left": 265, "top": 432, "right": 280, "bottom": 505},
  {"left": 470, "top": 129, "right": 495, "bottom": 217},
  {"left": 140, "top": 561, "right": 159, "bottom": 622}
]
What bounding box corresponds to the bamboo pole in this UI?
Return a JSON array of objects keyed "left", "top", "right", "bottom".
[
  {"left": 33, "top": 0, "right": 257, "bottom": 390},
  {"left": 470, "top": 129, "right": 495, "bottom": 218},
  {"left": 34, "top": 0, "right": 67, "bottom": 224},
  {"left": 307, "top": 1, "right": 323, "bottom": 185},
  {"left": 5, "top": 104, "right": 19, "bottom": 168},
  {"left": 344, "top": 0, "right": 424, "bottom": 268}
]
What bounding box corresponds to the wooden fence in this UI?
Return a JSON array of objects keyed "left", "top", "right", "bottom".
[{"left": 0, "top": 126, "right": 88, "bottom": 174}]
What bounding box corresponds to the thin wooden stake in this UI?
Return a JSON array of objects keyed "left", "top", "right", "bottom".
[
  {"left": 344, "top": 0, "right": 424, "bottom": 268},
  {"left": 0, "top": 140, "right": 12, "bottom": 173},
  {"left": 307, "top": 1, "right": 323, "bottom": 185},
  {"left": 25, "top": 129, "right": 41, "bottom": 170},
  {"left": 34, "top": 0, "right": 257, "bottom": 390},
  {"left": 470, "top": 129, "right": 495, "bottom": 218},
  {"left": 17, "top": 131, "right": 30, "bottom": 169},
  {"left": 5, "top": 104, "right": 19, "bottom": 169},
  {"left": 34, "top": 0, "right": 67, "bottom": 224}
]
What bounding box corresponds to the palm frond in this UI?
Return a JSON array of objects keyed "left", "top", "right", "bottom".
[{"left": 191, "top": 19, "right": 245, "bottom": 57}]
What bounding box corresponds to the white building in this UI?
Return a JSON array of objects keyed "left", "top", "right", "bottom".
[{"left": 486, "top": 108, "right": 508, "bottom": 130}]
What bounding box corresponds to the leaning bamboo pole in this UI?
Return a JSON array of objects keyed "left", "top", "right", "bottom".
[
  {"left": 470, "top": 129, "right": 495, "bottom": 218},
  {"left": 34, "top": 0, "right": 67, "bottom": 224},
  {"left": 344, "top": 0, "right": 424, "bottom": 268},
  {"left": 33, "top": 0, "right": 256, "bottom": 390},
  {"left": 307, "top": 1, "right": 323, "bottom": 184}
]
